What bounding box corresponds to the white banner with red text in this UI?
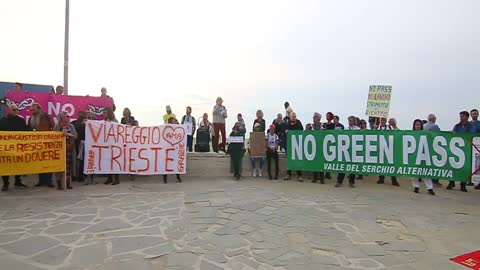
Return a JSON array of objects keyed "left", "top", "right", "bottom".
[{"left": 84, "top": 121, "right": 187, "bottom": 175}]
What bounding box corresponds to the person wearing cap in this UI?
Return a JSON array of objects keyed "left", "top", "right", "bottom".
[
  {"left": 163, "top": 105, "right": 176, "bottom": 124},
  {"left": 213, "top": 97, "right": 228, "bottom": 153},
  {"left": 284, "top": 112, "right": 304, "bottom": 182},
  {"left": 227, "top": 125, "right": 246, "bottom": 180},
  {"left": 266, "top": 124, "right": 280, "bottom": 180},
  {"left": 251, "top": 110, "right": 266, "bottom": 177}
]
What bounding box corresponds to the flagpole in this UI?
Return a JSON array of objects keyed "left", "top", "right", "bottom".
[{"left": 64, "top": 0, "right": 70, "bottom": 95}]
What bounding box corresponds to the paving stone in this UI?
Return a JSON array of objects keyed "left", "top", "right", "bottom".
[
  {"left": 140, "top": 218, "right": 164, "bottom": 226},
  {"left": 0, "top": 228, "right": 24, "bottom": 233},
  {"left": 235, "top": 255, "right": 261, "bottom": 269},
  {"left": 200, "top": 260, "right": 223, "bottom": 270},
  {"left": 45, "top": 222, "right": 91, "bottom": 235},
  {"left": 0, "top": 255, "right": 45, "bottom": 270},
  {"left": 99, "top": 208, "right": 123, "bottom": 218},
  {"left": 56, "top": 208, "right": 98, "bottom": 215},
  {"left": 125, "top": 211, "right": 143, "bottom": 221},
  {"left": 223, "top": 208, "right": 242, "bottom": 214},
  {"left": 104, "top": 226, "right": 161, "bottom": 238},
  {"left": 0, "top": 236, "right": 60, "bottom": 256},
  {"left": 0, "top": 233, "right": 24, "bottom": 244},
  {"left": 165, "top": 252, "right": 200, "bottom": 267},
  {"left": 347, "top": 232, "right": 371, "bottom": 244},
  {"left": 26, "top": 221, "right": 49, "bottom": 229},
  {"left": 226, "top": 248, "right": 249, "bottom": 257},
  {"left": 257, "top": 248, "right": 289, "bottom": 261},
  {"left": 111, "top": 236, "right": 167, "bottom": 255},
  {"left": 205, "top": 252, "right": 227, "bottom": 264},
  {"left": 1, "top": 220, "right": 36, "bottom": 228},
  {"left": 150, "top": 209, "right": 181, "bottom": 217},
  {"left": 81, "top": 218, "right": 132, "bottom": 233},
  {"left": 157, "top": 199, "right": 184, "bottom": 210},
  {"left": 56, "top": 234, "right": 82, "bottom": 245},
  {"left": 30, "top": 245, "right": 71, "bottom": 265},
  {"left": 70, "top": 242, "right": 107, "bottom": 265},
  {"left": 357, "top": 243, "right": 387, "bottom": 256},
  {"left": 143, "top": 243, "right": 176, "bottom": 257},
  {"left": 27, "top": 213, "right": 58, "bottom": 220},
  {"left": 94, "top": 260, "right": 152, "bottom": 270},
  {"left": 384, "top": 241, "right": 427, "bottom": 252},
  {"left": 209, "top": 235, "right": 249, "bottom": 249}
]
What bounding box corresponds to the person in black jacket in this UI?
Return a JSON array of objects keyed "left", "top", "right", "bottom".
[
  {"left": 0, "top": 104, "right": 30, "bottom": 191},
  {"left": 283, "top": 112, "right": 304, "bottom": 182}
]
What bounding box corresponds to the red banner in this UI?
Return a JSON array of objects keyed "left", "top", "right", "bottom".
[
  {"left": 451, "top": 251, "right": 480, "bottom": 269},
  {"left": 5, "top": 91, "right": 114, "bottom": 122}
]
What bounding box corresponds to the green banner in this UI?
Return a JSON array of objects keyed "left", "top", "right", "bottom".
[{"left": 287, "top": 130, "right": 477, "bottom": 181}]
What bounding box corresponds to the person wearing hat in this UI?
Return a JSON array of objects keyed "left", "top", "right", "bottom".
[
  {"left": 266, "top": 124, "right": 280, "bottom": 180},
  {"left": 227, "top": 125, "right": 246, "bottom": 180},
  {"left": 163, "top": 105, "right": 176, "bottom": 124}
]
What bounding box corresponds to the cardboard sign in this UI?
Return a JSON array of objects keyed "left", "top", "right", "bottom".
[
  {"left": 249, "top": 132, "right": 266, "bottom": 158},
  {"left": 0, "top": 131, "right": 66, "bottom": 175},
  {"left": 365, "top": 85, "right": 392, "bottom": 118},
  {"left": 84, "top": 121, "right": 187, "bottom": 175}
]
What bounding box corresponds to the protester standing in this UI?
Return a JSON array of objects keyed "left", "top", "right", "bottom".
[
  {"left": 423, "top": 113, "right": 442, "bottom": 187},
  {"left": 471, "top": 109, "right": 480, "bottom": 132},
  {"left": 321, "top": 112, "right": 335, "bottom": 180},
  {"left": 0, "top": 104, "right": 30, "bottom": 191},
  {"left": 411, "top": 119, "right": 436, "bottom": 195},
  {"left": 335, "top": 116, "right": 359, "bottom": 188},
  {"left": 333, "top": 115, "right": 345, "bottom": 130},
  {"left": 29, "top": 104, "right": 56, "bottom": 187},
  {"left": 70, "top": 111, "right": 87, "bottom": 183},
  {"left": 448, "top": 111, "right": 476, "bottom": 192},
  {"left": 163, "top": 105, "right": 176, "bottom": 124},
  {"left": 163, "top": 117, "right": 183, "bottom": 184},
  {"left": 284, "top": 112, "right": 304, "bottom": 182},
  {"left": 121, "top": 108, "right": 137, "bottom": 126},
  {"left": 266, "top": 124, "right": 279, "bottom": 180},
  {"left": 100, "top": 87, "right": 116, "bottom": 112},
  {"left": 55, "top": 86, "right": 64, "bottom": 95},
  {"left": 14, "top": 82, "right": 22, "bottom": 92},
  {"left": 227, "top": 125, "right": 246, "bottom": 180},
  {"left": 54, "top": 112, "right": 78, "bottom": 190},
  {"left": 213, "top": 97, "right": 227, "bottom": 153},
  {"left": 272, "top": 113, "right": 286, "bottom": 152},
  {"left": 389, "top": 118, "right": 399, "bottom": 130},
  {"left": 311, "top": 112, "right": 326, "bottom": 184},
  {"left": 251, "top": 110, "right": 266, "bottom": 177},
  {"left": 376, "top": 118, "right": 400, "bottom": 186},
  {"left": 181, "top": 106, "right": 196, "bottom": 152},
  {"left": 103, "top": 108, "right": 121, "bottom": 185}
]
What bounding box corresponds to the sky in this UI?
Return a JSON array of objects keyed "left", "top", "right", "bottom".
[{"left": 1, "top": 0, "right": 479, "bottom": 131}]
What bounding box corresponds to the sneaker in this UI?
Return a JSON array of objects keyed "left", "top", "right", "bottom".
[
  {"left": 320, "top": 179, "right": 325, "bottom": 184},
  {"left": 14, "top": 183, "right": 27, "bottom": 188},
  {"left": 176, "top": 176, "right": 182, "bottom": 183},
  {"left": 253, "top": 170, "right": 257, "bottom": 178},
  {"left": 298, "top": 176, "right": 304, "bottom": 182},
  {"left": 259, "top": 170, "right": 263, "bottom": 177},
  {"left": 377, "top": 179, "right": 384, "bottom": 184},
  {"left": 461, "top": 187, "right": 468, "bottom": 193},
  {"left": 427, "top": 189, "right": 435, "bottom": 196},
  {"left": 1, "top": 185, "right": 8, "bottom": 192},
  {"left": 392, "top": 181, "right": 400, "bottom": 187},
  {"left": 446, "top": 183, "right": 455, "bottom": 190},
  {"left": 284, "top": 175, "right": 291, "bottom": 181},
  {"left": 334, "top": 183, "right": 342, "bottom": 188},
  {"left": 349, "top": 183, "right": 355, "bottom": 188},
  {"left": 467, "top": 182, "right": 475, "bottom": 186},
  {"left": 325, "top": 173, "right": 332, "bottom": 179},
  {"left": 414, "top": 187, "right": 419, "bottom": 194}
]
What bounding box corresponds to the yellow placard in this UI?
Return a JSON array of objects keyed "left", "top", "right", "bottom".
[
  {"left": 0, "top": 131, "right": 66, "bottom": 175},
  {"left": 365, "top": 85, "right": 392, "bottom": 118}
]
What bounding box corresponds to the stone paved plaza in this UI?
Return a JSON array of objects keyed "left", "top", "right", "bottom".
[{"left": 0, "top": 175, "right": 479, "bottom": 270}]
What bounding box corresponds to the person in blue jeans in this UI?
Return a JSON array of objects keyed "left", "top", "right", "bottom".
[{"left": 448, "top": 111, "right": 477, "bottom": 192}]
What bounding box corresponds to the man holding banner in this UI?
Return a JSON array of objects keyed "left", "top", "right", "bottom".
[
  {"left": 0, "top": 104, "right": 30, "bottom": 190},
  {"left": 335, "top": 116, "right": 359, "bottom": 188}
]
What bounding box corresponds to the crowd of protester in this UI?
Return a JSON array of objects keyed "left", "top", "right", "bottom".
[{"left": 1, "top": 89, "right": 479, "bottom": 197}]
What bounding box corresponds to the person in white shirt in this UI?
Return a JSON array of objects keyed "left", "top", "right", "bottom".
[
  {"left": 266, "top": 124, "right": 280, "bottom": 180},
  {"left": 181, "top": 106, "right": 196, "bottom": 152},
  {"left": 335, "top": 116, "right": 359, "bottom": 188}
]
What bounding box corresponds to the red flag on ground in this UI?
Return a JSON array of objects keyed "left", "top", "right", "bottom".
[{"left": 451, "top": 251, "right": 480, "bottom": 269}]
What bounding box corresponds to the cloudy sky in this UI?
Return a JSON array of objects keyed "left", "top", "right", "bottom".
[{"left": 1, "top": 0, "right": 479, "bottom": 130}]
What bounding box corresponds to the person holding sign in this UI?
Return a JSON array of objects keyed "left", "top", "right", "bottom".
[
  {"left": 163, "top": 117, "right": 183, "bottom": 184},
  {"left": 181, "top": 106, "right": 196, "bottom": 152},
  {"left": 103, "top": 108, "right": 121, "bottom": 186},
  {"left": 266, "top": 124, "right": 280, "bottom": 180},
  {"left": 227, "top": 125, "right": 246, "bottom": 180},
  {"left": 250, "top": 110, "right": 266, "bottom": 177},
  {"left": 0, "top": 104, "right": 30, "bottom": 191},
  {"left": 54, "top": 112, "right": 78, "bottom": 190}
]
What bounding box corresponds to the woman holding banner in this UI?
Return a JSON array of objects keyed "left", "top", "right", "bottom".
[
  {"left": 163, "top": 117, "right": 182, "bottom": 184},
  {"left": 54, "top": 112, "right": 78, "bottom": 190},
  {"left": 411, "top": 119, "right": 435, "bottom": 195},
  {"left": 103, "top": 108, "right": 121, "bottom": 186}
]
